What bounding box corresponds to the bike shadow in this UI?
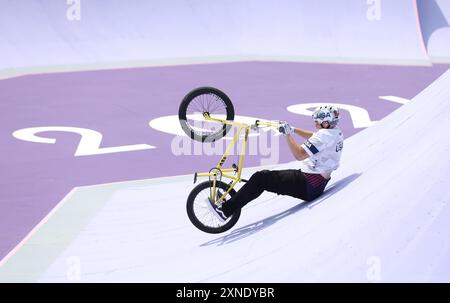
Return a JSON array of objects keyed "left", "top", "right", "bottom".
[{"left": 200, "top": 172, "right": 362, "bottom": 247}]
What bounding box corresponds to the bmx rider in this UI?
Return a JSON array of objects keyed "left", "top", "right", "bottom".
[{"left": 210, "top": 105, "right": 344, "bottom": 222}]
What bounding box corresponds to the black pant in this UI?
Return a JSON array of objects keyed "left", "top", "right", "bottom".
[{"left": 221, "top": 169, "right": 329, "bottom": 217}]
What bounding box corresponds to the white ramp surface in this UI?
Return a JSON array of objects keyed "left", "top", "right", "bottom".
[
  {"left": 0, "top": 0, "right": 430, "bottom": 77},
  {"left": 1, "top": 69, "right": 450, "bottom": 282}
]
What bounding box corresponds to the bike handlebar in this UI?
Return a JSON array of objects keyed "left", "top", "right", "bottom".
[
  {"left": 253, "top": 119, "right": 281, "bottom": 129},
  {"left": 204, "top": 114, "right": 281, "bottom": 129}
]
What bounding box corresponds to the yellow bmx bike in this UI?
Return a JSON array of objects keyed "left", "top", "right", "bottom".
[{"left": 179, "top": 87, "right": 281, "bottom": 233}]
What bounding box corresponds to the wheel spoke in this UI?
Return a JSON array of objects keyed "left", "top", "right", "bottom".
[
  {"left": 187, "top": 100, "right": 203, "bottom": 114},
  {"left": 192, "top": 187, "right": 228, "bottom": 228},
  {"left": 191, "top": 97, "right": 207, "bottom": 113},
  {"left": 208, "top": 95, "right": 225, "bottom": 113},
  {"left": 209, "top": 102, "right": 226, "bottom": 114},
  {"left": 205, "top": 95, "right": 212, "bottom": 113},
  {"left": 201, "top": 94, "right": 207, "bottom": 112}
]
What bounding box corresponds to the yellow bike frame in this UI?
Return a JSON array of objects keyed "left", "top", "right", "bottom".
[{"left": 195, "top": 113, "right": 280, "bottom": 205}]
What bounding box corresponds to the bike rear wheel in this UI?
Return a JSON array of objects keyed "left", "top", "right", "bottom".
[
  {"left": 186, "top": 180, "right": 241, "bottom": 234},
  {"left": 178, "top": 87, "right": 235, "bottom": 143}
]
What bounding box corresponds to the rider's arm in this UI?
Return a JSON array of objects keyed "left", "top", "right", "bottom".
[
  {"left": 286, "top": 134, "right": 310, "bottom": 161},
  {"left": 294, "top": 127, "right": 314, "bottom": 140}
]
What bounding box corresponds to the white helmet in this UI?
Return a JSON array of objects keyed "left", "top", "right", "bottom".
[{"left": 312, "top": 105, "right": 339, "bottom": 128}]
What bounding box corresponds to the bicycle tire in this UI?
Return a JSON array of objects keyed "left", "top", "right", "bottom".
[
  {"left": 179, "top": 87, "right": 235, "bottom": 143},
  {"left": 186, "top": 180, "right": 241, "bottom": 234}
]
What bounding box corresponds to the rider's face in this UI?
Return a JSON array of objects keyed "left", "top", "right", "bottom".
[{"left": 315, "top": 121, "right": 329, "bottom": 129}]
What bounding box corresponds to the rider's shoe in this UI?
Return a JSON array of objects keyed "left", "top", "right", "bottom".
[{"left": 207, "top": 191, "right": 229, "bottom": 223}]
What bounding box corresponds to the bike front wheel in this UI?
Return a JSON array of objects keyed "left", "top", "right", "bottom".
[
  {"left": 186, "top": 180, "right": 241, "bottom": 234},
  {"left": 178, "top": 87, "right": 235, "bottom": 143}
]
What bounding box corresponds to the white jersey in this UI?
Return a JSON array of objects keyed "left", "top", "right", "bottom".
[{"left": 299, "top": 128, "right": 344, "bottom": 174}]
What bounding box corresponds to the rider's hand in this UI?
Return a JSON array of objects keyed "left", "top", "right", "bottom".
[{"left": 279, "top": 121, "right": 294, "bottom": 135}]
